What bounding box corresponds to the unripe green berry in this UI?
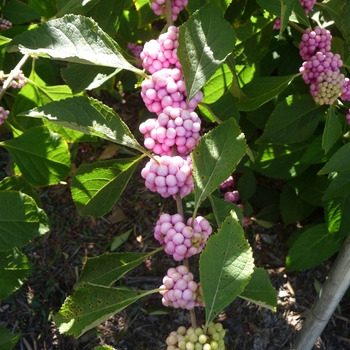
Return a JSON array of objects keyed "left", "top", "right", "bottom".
[
  {"left": 215, "top": 323, "right": 223, "bottom": 332},
  {"left": 203, "top": 344, "right": 211, "bottom": 350},
  {"left": 211, "top": 332, "right": 220, "bottom": 341},
  {"left": 208, "top": 325, "right": 216, "bottom": 335},
  {"left": 186, "top": 341, "right": 195, "bottom": 350},
  {"left": 198, "top": 334, "right": 208, "bottom": 344},
  {"left": 218, "top": 339, "right": 225, "bottom": 347},
  {"left": 195, "top": 343, "right": 203, "bottom": 350},
  {"left": 179, "top": 340, "right": 186, "bottom": 349},
  {"left": 219, "top": 329, "right": 226, "bottom": 338},
  {"left": 167, "top": 334, "right": 179, "bottom": 345},
  {"left": 189, "top": 333, "right": 198, "bottom": 343},
  {"left": 178, "top": 326, "right": 187, "bottom": 335},
  {"left": 195, "top": 327, "right": 204, "bottom": 336},
  {"left": 210, "top": 341, "right": 219, "bottom": 349},
  {"left": 187, "top": 327, "right": 195, "bottom": 335}
]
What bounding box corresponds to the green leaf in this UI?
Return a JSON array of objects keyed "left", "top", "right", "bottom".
[
  {"left": 280, "top": 0, "right": 297, "bottom": 34},
  {"left": 234, "top": 16, "right": 274, "bottom": 65},
  {"left": 286, "top": 223, "right": 342, "bottom": 271},
  {"left": 61, "top": 63, "right": 121, "bottom": 94},
  {"left": 71, "top": 156, "right": 143, "bottom": 217},
  {"left": 0, "top": 191, "right": 50, "bottom": 251},
  {"left": 256, "top": 0, "right": 280, "bottom": 16},
  {"left": 325, "top": 197, "right": 350, "bottom": 238},
  {"left": 299, "top": 175, "right": 331, "bottom": 207},
  {"left": 201, "top": 64, "right": 233, "bottom": 104},
  {"left": 257, "top": 95, "right": 326, "bottom": 144},
  {"left": 2, "top": 0, "right": 40, "bottom": 24},
  {"left": 319, "top": 143, "right": 350, "bottom": 174},
  {"left": 0, "top": 248, "right": 31, "bottom": 300},
  {"left": 53, "top": 283, "right": 156, "bottom": 338},
  {"left": 316, "top": 0, "right": 342, "bottom": 33},
  {"left": 0, "top": 126, "right": 71, "bottom": 187},
  {"left": 0, "top": 176, "right": 42, "bottom": 207},
  {"left": 21, "top": 96, "right": 146, "bottom": 154},
  {"left": 322, "top": 169, "right": 350, "bottom": 201},
  {"left": 322, "top": 105, "right": 341, "bottom": 154},
  {"left": 209, "top": 194, "right": 243, "bottom": 227},
  {"left": 178, "top": 2, "right": 236, "bottom": 102},
  {"left": 0, "top": 325, "right": 19, "bottom": 350},
  {"left": 7, "top": 14, "right": 148, "bottom": 78},
  {"left": 28, "top": 0, "right": 56, "bottom": 18},
  {"left": 291, "top": 0, "right": 310, "bottom": 28},
  {"left": 133, "top": 0, "right": 158, "bottom": 28},
  {"left": 75, "top": 250, "right": 158, "bottom": 288},
  {"left": 340, "top": 0, "right": 350, "bottom": 50},
  {"left": 237, "top": 168, "right": 256, "bottom": 202},
  {"left": 200, "top": 211, "right": 254, "bottom": 326},
  {"left": 300, "top": 135, "right": 330, "bottom": 164},
  {"left": 239, "top": 268, "right": 277, "bottom": 311},
  {"left": 199, "top": 92, "right": 240, "bottom": 124},
  {"left": 236, "top": 74, "right": 299, "bottom": 111},
  {"left": 192, "top": 119, "right": 247, "bottom": 213},
  {"left": 56, "top": 0, "right": 100, "bottom": 16},
  {"left": 110, "top": 229, "right": 132, "bottom": 251},
  {"left": 280, "top": 184, "right": 316, "bottom": 226},
  {"left": 250, "top": 142, "right": 309, "bottom": 179}
]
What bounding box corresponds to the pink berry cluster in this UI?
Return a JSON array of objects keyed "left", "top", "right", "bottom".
[
  {"left": 154, "top": 213, "right": 212, "bottom": 261},
  {"left": 127, "top": 43, "right": 143, "bottom": 67},
  {"left": 0, "top": 18, "right": 12, "bottom": 31},
  {"left": 0, "top": 70, "right": 27, "bottom": 90},
  {"left": 298, "top": 28, "right": 350, "bottom": 106},
  {"left": 141, "top": 155, "right": 194, "bottom": 199},
  {"left": 0, "top": 106, "right": 9, "bottom": 125},
  {"left": 160, "top": 265, "right": 204, "bottom": 310},
  {"left": 166, "top": 323, "right": 226, "bottom": 350},
  {"left": 346, "top": 109, "right": 350, "bottom": 125},
  {"left": 150, "top": 0, "right": 188, "bottom": 22},
  {"left": 299, "top": 26, "right": 332, "bottom": 61},
  {"left": 139, "top": 106, "right": 201, "bottom": 156},
  {"left": 299, "top": 0, "right": 316, "bottom": 14}
]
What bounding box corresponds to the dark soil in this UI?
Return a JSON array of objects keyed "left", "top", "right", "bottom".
[{"left": 1, "top": 94, "right": 350, "bottom": 350}]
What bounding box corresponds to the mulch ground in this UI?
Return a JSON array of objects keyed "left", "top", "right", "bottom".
[{"left": 1, "top": 94, "right": 350, "bottom": 350}]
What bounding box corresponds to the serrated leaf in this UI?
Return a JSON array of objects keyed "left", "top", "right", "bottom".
[
  {"left": 0, "top": 248, "right": 31, "bottom": 300},
  {"left": 319, "top": 143, "right": 350, "bottom": 174},
  {"left": 7, "top": 14, "right": 147, "bottom": 78},
  {"left": 61, "top": 63, "right": 120, "bottom": 94},
  {"left": 209, "top": 194, "right": 243, "bottom": 227},
  {"left": 325, "top": 197, "right": 350, "bottom": 238},
  {"left": 198, "top": 92, "right": 240, "bottom": 124},
  {"left": 0, "top": 176, "right": 42, "bottom": 207},
  {"left": 0, "top": 126, "right": 71, "bottom": 187},
  {"left": 322, "top": 105, "right": 341, "bottom": 154},
  {"left": 53, "top": 283, "right": 156, "bottom": 338},
  {"left": 200, "top": 212, "right": 254, "bottom": 325},
  {"left": 75, "top": 250, "right": 158, "bottom": 288},
  {"left": 286, "top": 223, "right": 342, "bottom": 271},
  {"left": 237, "top": 168, "right": 256, "bottom": 202},
  {"left": 21, "top": 96, "right": 146, "bottom": 154},
  {"left": 323, "top": 169, "right": 350, "bottom": 201},
  {"left": 0, "top": 325, "right": 20, "bottom": 350},
  {"left": 280, "top": 184, "right": 316, "bottom": 226},
  {"left": 236, "top": 74, "right": 299, "bottom": 111},
  {"left": 0, "top": 191, "right": 50, "bottom": 251},
  {"left": 2, "top": 0, "right": 40, "bottom": 24},
  {"left": 257, "top": 95, "right": 326, "bottom": 144},
  {"left": 71, "top": 156, "right": 143, "bottom": 217},
  {"left": 239, "top": 268, "right": 277, "bottom": 311},
  {"left": 178, "top": 2, "right": 236, "bottom": 102},
  {"left": 250, "top": 142, "right": 309, "bottom": 179},
  {"left": 192, "top": 119, "right": 247, "bottom": 213}
]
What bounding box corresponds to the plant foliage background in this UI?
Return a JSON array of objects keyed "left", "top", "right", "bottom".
[{"left": 1, "top": 0, "right": 350, "bottom": 349}]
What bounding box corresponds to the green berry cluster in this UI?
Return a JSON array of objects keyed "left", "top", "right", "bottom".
[{"left": 166, "top": 322, "right": 226, "bottom": 350}]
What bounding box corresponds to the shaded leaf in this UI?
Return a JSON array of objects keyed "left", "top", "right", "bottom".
[
  {"left": 209, "top": 194, "right": 243, "bottom": 227},
  {"left": 53, "top": 283, "right": 156, "bottom": 338},
  {"left": 178, "top": 2, "right": 236, "bottom": 102},
  {"left": 0, "top": 126, "right": 71, "bottom": 187},
  {"left": 239, "top": 268, "right": 277, "bottom": 311},
  {"left": 286, "top": 223, "right": 342, "bottom": 271},
  {"left": 192, "top": 119, "right": 247, "bottom": 213},
  {"left": 257, "top": 95, "right": 326, "bottom": 144},
  {"left": 200, "top": 212, "right": 254, "bottom": 325},
  {"left": 21, "top": 96, "right": 146, "bottom": 154},
  {"left": 319, "top": 143, "right": 350, "bottom": 174},
  {"left": 0, "top": 325, "right": 20, "bottom": 350},
  {"left": 236, "top": 74, "right": 299, "bottom": 111},
  {"left": 0, "top": 191, "right": 50, "bottom": 251},
  {"left": 322, "top": 105, "right": 341, "bottom": 154},
  {"left": 0, "top": 248, "right": 31, "bottom": 300},
  {"left": 75, "top": 250, "right": 160, "bottom": 288},
  {"left": 71, "top": 156, "right": 143, "bottom": 217}
]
